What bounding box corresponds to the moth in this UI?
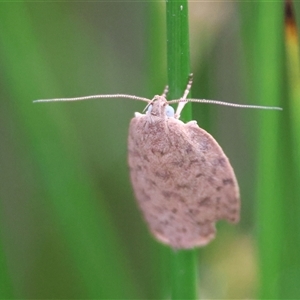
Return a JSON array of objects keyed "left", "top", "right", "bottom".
[{"left": 34, "top": 74, "right": 281, "bottom": 249}]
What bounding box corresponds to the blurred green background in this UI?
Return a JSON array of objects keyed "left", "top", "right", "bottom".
[{"left": 0, "top": 1, "right": 299, "bottom": 299}]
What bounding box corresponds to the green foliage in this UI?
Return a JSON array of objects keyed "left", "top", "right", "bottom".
[
  {"left": 166, "top": 1, "right": 198, "bottom": 299},
  {"left": 0, "top": 1, "right": 299, "bottom": 299}
]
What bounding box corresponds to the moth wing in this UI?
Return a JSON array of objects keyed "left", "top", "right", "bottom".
[
  {"left": 128, "top": 116, "right": 240, "bottom": 249},
  {"left": 183, "top": 120, "right": 240, "bottom": 224}
]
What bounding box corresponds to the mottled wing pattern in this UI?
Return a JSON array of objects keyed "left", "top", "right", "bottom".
[{"left": 128, "top": 114, "right": 240, "bottom": 249}]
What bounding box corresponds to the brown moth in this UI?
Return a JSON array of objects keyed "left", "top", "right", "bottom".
[
  {"left": 34, "top": 74, "right": 281, "bottom": 249},
  {"left": 127, "top": 82, "right": 239, "bottom": 249}
]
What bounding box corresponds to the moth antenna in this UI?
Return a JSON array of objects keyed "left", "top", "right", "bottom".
[
  {"left": 33, "top": 94, "right": 151, "bottom": 103},
  {"left": 161, "top": 85, "right": 169, "bottom": 98},
  {"left": 142, "top": 100, "right": 153, "bottom": 113},
  {"left": 170, "top": 98, "right": 282, "bottom": 117}
]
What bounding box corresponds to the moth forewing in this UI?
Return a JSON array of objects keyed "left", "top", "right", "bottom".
[{"left": 127, "top": 96, "right": 240, "bottom": 249}]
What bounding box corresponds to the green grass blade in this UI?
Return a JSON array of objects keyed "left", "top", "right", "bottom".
[
  {"left": 170, "top": 249, "right": 198, "bottom": 300},
  {"left": 240, "top": 2, "right": 284, "bottom": 299},
  {"left": 166, "top": 1, "right": 198, "bottom": 299},
  {"left": 282, "top": 1, "right": 300, "bottom": 298},
  {"left": 285, "top": 2, "right": 300, "bottom": 169},
  {"left": 166, "top": 0, "right": 192, "bottom": 122}
]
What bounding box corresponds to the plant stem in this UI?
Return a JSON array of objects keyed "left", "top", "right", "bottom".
[
  {"left": 170, "top": 249, "right": 198, "bottom": 299},
  {"left": 252, "top": 3, "right": 283, "bottom": 299},
  {"left": 282, "top": 1, "right": 300, "bottom": 298},
  {"left": 166, "top": 1, "right": 198, "bottom": 299},
  {"left": 166, "top": 0, "right": 192, "bottom": 121}
]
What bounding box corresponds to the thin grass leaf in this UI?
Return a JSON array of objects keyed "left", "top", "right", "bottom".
[
  {"left": 246, "top": 2, "right": 283, "bottom": 299},
  {"left": 281, "top": 1, "right": 300, "bottom": 298},
  {"left": 166, "top": 1, "right": 198, "bottom": 299}
]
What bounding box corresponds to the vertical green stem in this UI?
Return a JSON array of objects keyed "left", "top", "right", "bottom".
[
  {"left": 285, "top": 1, "right": 300, "bottom": 169},
  {"left": 166, "top": 1, "right": 198, "bottom": 299},
  {"left": 170, "top": 249, "right": 198, "bottom": 299},
  {"left": 282, "top": 1, "right": 300, "bottom": 298},
  {"left": 253, "top": 3, "right": 283, "bottom": 299},
  {"left": 166, "top": 0, "right": 192, "bottom": 122}
]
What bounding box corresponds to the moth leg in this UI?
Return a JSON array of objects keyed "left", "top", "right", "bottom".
[
  {"left": 182, "top": 73, "right": 193, "bottom": 100},
  {"left": 134, "top": 112, "right": 144, "bottom": 117},
  {"left": 186, "top": 120, "right": 197, "bottom": 126},
  {"left": 175, "top": 73, "right": 193, "bottom": 118}
]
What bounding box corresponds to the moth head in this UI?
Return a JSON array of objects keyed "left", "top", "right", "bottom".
[{"left": 146, "top": 96, "right": 175, "bottom": 118}]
